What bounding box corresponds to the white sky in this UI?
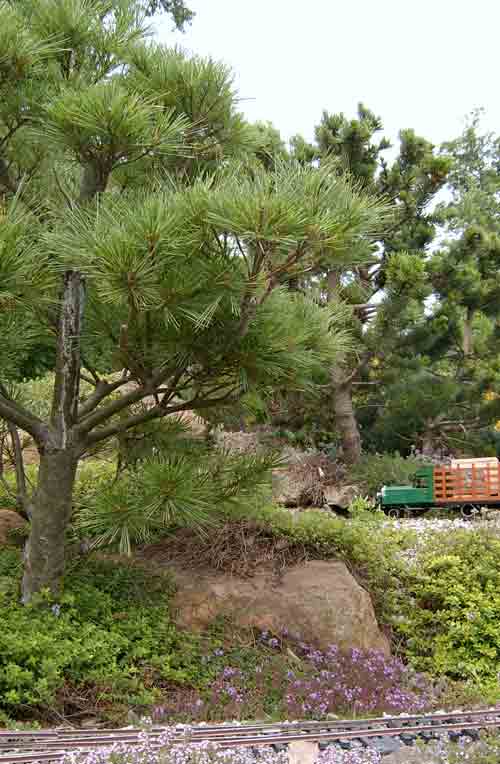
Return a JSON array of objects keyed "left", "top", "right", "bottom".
[{"left": 155, "top": 0, "right": 500, "bottom": 151}]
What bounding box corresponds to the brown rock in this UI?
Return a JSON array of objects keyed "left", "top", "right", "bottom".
[
  {"left": 323, "top": 484, "right": 359, "bottom": 509},
  {"left": 271, "top": 468, "right": 306, "bottom": 506},
  {"left": 172, "top": 559, "right": 390, "bottom": 655},
  {"left": 0, "top": 509, "right": 26, "bottom": 546}
]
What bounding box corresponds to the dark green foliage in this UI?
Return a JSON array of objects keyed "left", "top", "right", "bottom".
[
  {"left": 143, "top": 0, "right": 194, "bottom": 28},
  {"left": 370, "top": 113, "right": 500, "bottom": 456},
  {"left": 348, "top": 453, "right": 427, "bottom": 496},
  {"left": 280, "top": 105, "right": 450, "bottom": 462}
]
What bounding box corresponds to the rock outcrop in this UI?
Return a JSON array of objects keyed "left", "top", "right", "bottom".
[{"left": 172, "top": 559, "right": 390, "bottom": 655}]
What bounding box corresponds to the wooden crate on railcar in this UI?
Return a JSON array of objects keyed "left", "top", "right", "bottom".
[{"left": 434, "top": 458, "right": 500, "bottom": 504}]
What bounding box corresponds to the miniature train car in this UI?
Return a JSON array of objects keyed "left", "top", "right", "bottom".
[{"left": 376, "top": 457, "right": 500, "bottom": 516}]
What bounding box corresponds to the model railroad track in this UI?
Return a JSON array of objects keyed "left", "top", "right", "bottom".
[{"left": 1, "top": 708, "right": 500, "bottom": 763}]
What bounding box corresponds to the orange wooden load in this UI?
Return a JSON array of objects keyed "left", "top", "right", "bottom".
[{"left": 433, "top": 457, "right": 500, "bottom": 504}]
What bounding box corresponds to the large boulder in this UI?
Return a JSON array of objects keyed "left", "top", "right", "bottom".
[
  {"left": 172, "top": 560, "right": 390, "bottom": 655},
  {"left": 0, "top": 509, "right": 25, "bottom": 546}
]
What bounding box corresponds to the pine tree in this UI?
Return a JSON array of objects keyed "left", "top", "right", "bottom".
[
  {"left": 290, "top": 105, "right": 450, "bottom": 463},
  {"left": 361, "top": 113, "right": 500, "bottom": 457},
  {"left": 0, "top": 0, "right": 384, "bottom": 600}
]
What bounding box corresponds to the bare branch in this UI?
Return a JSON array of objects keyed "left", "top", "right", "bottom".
[
  {"left": 0, "top": 431, "right": 14, "bottom": 500},
  {"left": 0, "top": 384, "right": 47, "bottom": 444},
  {"left": 80, "top": 373, "right": 98, "bottom": 387},
  {"left": 77, "top": 376, "right": 132, "bottom": 420},
  {"left": 335, "top": 349, "right": 375, "bottom": 387},
  {"left": 0, "top": 121, "right": 25, "bottom": 150},
  {"left": 80, "top": 389, "right": 239, "bottom": 453},
  {"left": 0, "top": 157, "right": 18, "bottom": 194},
  {"left": 7, "top": 422, "right": 30, "bottom": 519},
  {"left": 76, "top": 380, "right": 154, "bottom": 435}
]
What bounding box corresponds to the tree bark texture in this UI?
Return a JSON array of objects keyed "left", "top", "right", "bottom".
[
  {"left": 22, "top": 449, "right": 77, "bottom": 602},
  {"left": 327, "top": 269, "right": 363, "bottom": 465},
  {"left": 332, "top": 379, "right": 362, "bottom": 465},
  {"left": 463, "top": 306, "right": 474, "bottom": 357},
  {"left": 21, "top": 271, "right": 85, "bottom": 603}
]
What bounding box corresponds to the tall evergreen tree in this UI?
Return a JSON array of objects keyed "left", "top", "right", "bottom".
[
  {"left": 290, "top": 105, "right": 449, "bottom": 463},
  {"left": 0, "top": 0, "right": 384, "bottom": 600},
  {"left": 361, "top": 113, "right": 500, "bottom": 457}
]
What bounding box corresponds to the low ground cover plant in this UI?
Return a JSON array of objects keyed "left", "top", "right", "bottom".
[
  {"left": 152, "top": 636, "right": 432, "bottom": 721},
  {"left": 396, "top": 531, "right": 500, "bottom": 685},
  {"left": 0, "top": 548, "right": 433, "bottom": 724},
  {"left": 60, "top": 728, "right": 500, "bottom": 764}
]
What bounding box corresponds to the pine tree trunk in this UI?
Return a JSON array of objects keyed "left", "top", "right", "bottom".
[
  {"left": 22, "top": 448, "right": 77, "bottom": 602},
  {"left": 332, "top": 379, "right": 362, "bottom": 465},
  {"left": 421, "top": 431, "right": 434, "bottom": 458},
  {"left": 327, "top": 269, "right": 362, "bottom": 465},
  {"left": 21, "top": 270, "right": 85, "bottom": 603},
  {"left": 463, "top": 307, "right": 474, "bottom": 357}
]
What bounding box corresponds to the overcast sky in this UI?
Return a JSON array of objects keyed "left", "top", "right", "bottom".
[{"left": 155, "top": 0, "right": 500, "bottom": 151}]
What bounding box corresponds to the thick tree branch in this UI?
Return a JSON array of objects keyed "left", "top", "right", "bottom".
[
  {"left": 80, "top": 389, "right": 239, "bottom": 452},
  {"left": 340, "top": 349, "right": 375, "bottom": 385},
  {"left": 0, "top": 385, "right": 47, "bottom": 444},
  {"left": 51, "top": 271, "right": 85, "bottom": 445},
  {"left": 78, "top": 161, "right": 110, "bottom": 204},
  {"left": 0, "top": 157, "right": 18, "bottom": 194},
  {"left": 76, "top": 380, "right": 156, "bottom": 434}
]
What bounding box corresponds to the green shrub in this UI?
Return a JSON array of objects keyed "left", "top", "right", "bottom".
[
  {"left": 349, "top": 452, "right": 428, "bottom": 497},
  {"left": 347, "top": 495, "right": 381, "bottom": 517},
  {"left": 0, "top": 553, "right": 204, "bottom": 715},
  {"left": 398, "top": 531, "right": 500, "bottom": 681}
]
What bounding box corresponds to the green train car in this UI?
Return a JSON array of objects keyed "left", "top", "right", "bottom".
[{"left": 376, "top": 458, "right": 500, "bottom": 517}]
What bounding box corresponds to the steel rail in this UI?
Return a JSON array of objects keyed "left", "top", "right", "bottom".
[
  {"left": 1, "top": 706, "right": 499, "bottom": 743},
  {"left": 0, "top": 712, "right": 499, "bottom": 763}
]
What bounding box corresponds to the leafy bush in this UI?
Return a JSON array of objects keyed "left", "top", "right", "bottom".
[
  {"left": 73, "top": 459, "right": 116, "bottom": 505},
  {"left": 0, "top": 553, "right": 204, "bottom": 715},
  {"left": 398, "top": 531, "right": 500, "bottom": 681},
  {"left": 347, "top": 495, "right": 380, "bottom": 517},
  {"left": 349, "top": 452, "right": 428, "bottom": 497}
]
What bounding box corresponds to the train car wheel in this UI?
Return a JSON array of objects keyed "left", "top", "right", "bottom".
[
  {"left": 387, "top": 507, "right": 402, "bottom": 519},
  {"left": 460, "top": 504, "right": 476, "bottom": 518}
]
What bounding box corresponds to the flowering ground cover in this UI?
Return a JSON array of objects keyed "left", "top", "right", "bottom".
[
  {"left": 61, "top": 728, "right": 500, "bottom": 764},
  {"left": 150, "top": 636, "right": 433, "bottom": 723}
]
